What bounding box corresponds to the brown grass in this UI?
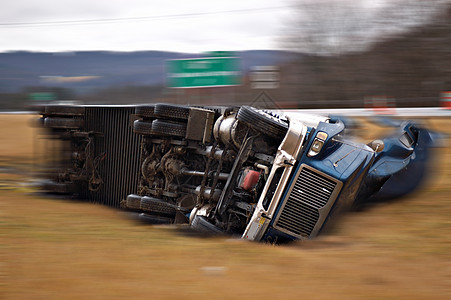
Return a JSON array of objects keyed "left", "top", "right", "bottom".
[
  {"left": 0, "top": 114, "right": 37, "bottom": 160},
  {"left": 0, "top": 114, "right": 450, "bottom": 299}
]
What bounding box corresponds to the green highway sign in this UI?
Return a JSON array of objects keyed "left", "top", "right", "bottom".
[
  {"left": 29, "top": 92, "right": 56, "bottom": 101},
  {"left": 205, "top": 51, "right": 237, "bottom": 57},
  {"left": 166, "top": 57, "right": 241, "bottom": 88}
]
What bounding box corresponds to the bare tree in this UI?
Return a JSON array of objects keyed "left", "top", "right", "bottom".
[{"left": 283, "top": 0, "right": 450, "bottom": 55}]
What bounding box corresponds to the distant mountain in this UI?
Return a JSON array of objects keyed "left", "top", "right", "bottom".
[{"left": 0, "top": 50, "right": 297, "bottom": 94}]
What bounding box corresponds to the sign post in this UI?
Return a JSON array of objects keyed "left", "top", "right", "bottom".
[{"left": 250, "top": 66, "right": 279, "bottom": 89}]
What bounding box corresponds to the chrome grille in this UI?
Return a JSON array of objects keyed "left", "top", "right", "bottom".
[
  {"left": 274, "top": 165, "right": 340, "bottom": 238},
  {"left": 276, "top": 201, "right": 319, "bottom": 236},
  {"left": 290, "top": 168, "right": 337, "bottom": 209}
]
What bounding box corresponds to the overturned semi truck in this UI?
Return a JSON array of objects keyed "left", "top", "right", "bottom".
[{"left": 37, "top": 103, "right": 433, "bottom": 243}]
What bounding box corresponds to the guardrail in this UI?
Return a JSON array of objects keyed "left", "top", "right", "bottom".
[
  {"left": 2, "top": 106, "right": 451, "bottom": 118},
  {"left": 283, "top": 107, "right": 451, "bottom": 117}
]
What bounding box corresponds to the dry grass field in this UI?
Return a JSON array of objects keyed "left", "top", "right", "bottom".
[{"left": 0, "top": 114, "right": 450, "bottom": 299}]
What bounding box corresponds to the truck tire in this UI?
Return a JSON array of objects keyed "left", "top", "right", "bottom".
[
  {"left": 133, "top": 120, "right": 153, "bottom": 135},
  {"left": 191, "top": 215, "right": 223, "bottom": 234},
  {"left": 140, "top": 196, "right": 176, "bottom": 216},
  {"left": 151, "top": 119, "right": 186, "bottom": 137},
  {"left": 45, "top": 105, "right": 85, "bottom": 116},
  {"left": 154, "top": 103, "right": 190, "bottom": 121},
  {"left": 42, "top": 180, "right": 77, "bottom": 194},
  {"left": 237, "top": 106, "right": 288, "bottom": 140},
  {"left": 44, "top": 117, "right": 84, "bottom": 129},
  {"left": 126, "top": 194, "right": 142, "bottom": 210},
  {"left": 135, "top": 105, "right": 156, "bottom": 119},
  {"left": 138, "top": 213, "right": 174, "bottom": 224}
]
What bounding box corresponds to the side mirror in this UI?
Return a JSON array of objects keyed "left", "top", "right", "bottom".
[{"left": 368, "top": 139, "right": 385, "bottom": 153}]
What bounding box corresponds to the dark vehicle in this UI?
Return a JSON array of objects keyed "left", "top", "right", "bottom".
[
  {"left": 124, "top": 103, "right": 432, "bottom": 242},
  {"left": 37, "top": 103, "right": 432, "bottom": 242}
]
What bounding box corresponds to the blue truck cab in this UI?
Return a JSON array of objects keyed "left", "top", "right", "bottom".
[{"left": 242, "top": 115, "right": 428, "bottom": 242}]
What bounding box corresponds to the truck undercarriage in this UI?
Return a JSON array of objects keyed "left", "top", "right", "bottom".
[{"left": 37, "top": 103, "right": 433, "bottom": 243}]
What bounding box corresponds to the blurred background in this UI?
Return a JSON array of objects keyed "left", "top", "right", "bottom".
[
  {"left": 1, "top": 2, "right": 451, "bottom": 299},
  {"left": 0, "top": 0, "right": 450, "bottom": 110}
]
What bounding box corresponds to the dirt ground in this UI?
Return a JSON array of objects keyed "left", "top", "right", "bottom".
[{"left": 0, "top": 114, "right": 450, "bottom": 299}]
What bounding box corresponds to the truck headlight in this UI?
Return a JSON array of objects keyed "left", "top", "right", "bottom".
[{"left": 308, "top": 132, "right": 328, "bottom": 157}]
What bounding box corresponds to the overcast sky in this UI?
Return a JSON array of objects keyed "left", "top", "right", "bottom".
[{"left": 0, "top": 0, "right": 447, "bottom": 53}]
